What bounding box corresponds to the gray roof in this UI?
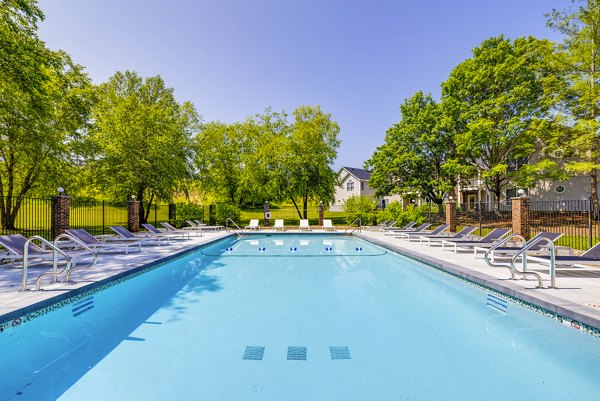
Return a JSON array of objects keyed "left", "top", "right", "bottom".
[{"left": 342, "top": 166, "right": 371, "bottom": 181}]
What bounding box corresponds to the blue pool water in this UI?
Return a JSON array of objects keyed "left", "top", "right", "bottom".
[{"left": 1, "top": 234, "right": 599, "bottom": 400}]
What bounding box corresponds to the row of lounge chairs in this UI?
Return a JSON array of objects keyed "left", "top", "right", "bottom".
[
  {"left": 244, "top": 219, "right": 337, "bottom": 231},
  {"left": 380, "top": 221, "right": 600, "bottom": 268}
]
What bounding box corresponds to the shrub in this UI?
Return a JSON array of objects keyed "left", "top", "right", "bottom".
[
  {"left": 214, "top": 203, "right": 241, "bottom": 226},
  {"left": 343, "top": 195, "right": 378, "bottom": 225},
  {"left": 377, "top": 201, "right": 428, "bottom": 227},
  {"left": 173, "top": 202, "right": 204, "bottom": 228}
]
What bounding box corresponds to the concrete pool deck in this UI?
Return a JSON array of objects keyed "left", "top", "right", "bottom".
[{"left": 1, "top": 229, "right": 600, "bottom": 333}]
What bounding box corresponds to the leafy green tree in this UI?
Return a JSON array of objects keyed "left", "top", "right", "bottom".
[
  {"left": 365, "top": 91, "right": 457, "bottom": 213},
  {"left": 283, "top": 105, "right": 340, "bottom": 219},
  {"left": 0, "top": 0, "right": 92, "bottom": 228},
  {"left": 442, "top": 36, "right": 553, "bottom": 208},
  {"left": 343, "top": 195, "right": 377, "bottom": 225},
  {"left": 88, "top": 71, "right": 198, "bottom": 223},
  {"left": 546, "top": 0, "right": 600, "bottom": 205}
]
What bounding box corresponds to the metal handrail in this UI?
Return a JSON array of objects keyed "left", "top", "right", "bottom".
[
  {"left": 484, "top": 234, "right": 527, "bottom": 280},
  {"left": 345, "top": 218, "right": 362, "bottom": 235},
  {"left": 52, "top": 233, "right": 98, "bottom": 286},
  {"left": 226, "top": 218, "right": 244, "bottom": 237},
  {"left": 510, "top": 237, "right": 556, "bottom": 289},
  {"left": 23, "top": 236, "right": 72, "bottom": 291}
]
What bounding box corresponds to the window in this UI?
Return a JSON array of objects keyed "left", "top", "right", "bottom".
[
  {"left": 361, "top": 182, "right": 365, "bottom": 191},
  {"left": 555, "top": 185, "right": 566, "bottom": 193},
  {"left": 346, "top": 180, "right": 354, "bottom": 191},
  {"left": 505, "top": 188, "right": 529, "bottom": 203}
]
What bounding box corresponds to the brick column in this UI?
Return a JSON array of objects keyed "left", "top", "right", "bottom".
[
  {"left": 168, "top": 203, "right": 176, "bottom": 223},
  {"left": 512, "top": 196, "right": 530, "bottom": 240},
  {"left": 318, "top": 202, "right": 324, "bottom": 226},
  {"left": 51, "top": 195, "right": 71, "bottom": 239},
  {"left": 445, "top": 201, "right": 456, "bottom": 233},
  {"left": 128, "top": 200, "right": 140, "bottom": 232},
  {"left": 263, "top": 201, "right": 270, "bottom": 227}
]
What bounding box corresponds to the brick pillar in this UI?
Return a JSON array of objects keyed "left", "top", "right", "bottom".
[
  {"left": 168, "top": 203, "right": 176, "bottom": 223},
  {"left": 51, "top": 195, "right": 71, "bottom": 239},
  {"left": 512, "top": 196, "right": 530, "bottom": 240},
  {"left": 318, "top": 202, "right": 324, "bottom": 226},
  {"left": 445, "top": 201, "right": 456, "bottom": 232},
  {"left": 128, "top": 200, "right": 140, "bottom": 232},
  {"left": 263, "top": 201, "right": 270, "bottom": 227}
]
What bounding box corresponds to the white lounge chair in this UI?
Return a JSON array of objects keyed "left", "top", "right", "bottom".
[
  {"left": 246, "top": 219, "right": 260, "bottom": 230},
  {"left": 161, "top": 222, "right": 202, "bottom": 236},
  {"left": 273, "top": 219, "right": 285, "bottom": 231},
  {"left": 142, "top": 223, "right": 190, "bottom": 240},
  {"left": 110, "top": 226, "right": 166, "bottom": 246},
  {"left": 322, "top": 219, "right": 336, "bottom": 231},
  {"left": 299, "top": 219, "right": 311, "bottom": 231}
]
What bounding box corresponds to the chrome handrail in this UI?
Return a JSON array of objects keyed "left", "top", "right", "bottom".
[
  {"left": 226, "top": 218, "right": 244, "bottom": 237},
  {"left": 52, "top": 233, "right": 98, "bottom": 286},
  {"left": 510, "top": 237, "right": 556, "bottom": 289},
  {"left": 345, "top": 218, "right": 362, "bottom": 235},
  {"left": 23, "top": 236, "right": 72, "bottom": 291},
  {"left": 483, "top": 234, "right": 527, "bottom": 280}
]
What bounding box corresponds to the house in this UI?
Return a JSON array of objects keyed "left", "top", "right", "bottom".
[{"left": 329, "top": 167, "right": 402, "bottom": 212}]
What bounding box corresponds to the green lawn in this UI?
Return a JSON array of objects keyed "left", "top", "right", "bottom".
[{"left": 239, "top": 205, "right": 347, "bottom": 227}]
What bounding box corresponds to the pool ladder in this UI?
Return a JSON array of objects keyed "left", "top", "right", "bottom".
[
  {"left": 345, "top": 218, "right": 362, "bottom": 235},
  {"left": 22, "top": 234, "right": 98, "bottom": 291},
  {"left": 226, "top": 218, "right": 244, "bottom": 237},
  {"left": 484, "top": 234, "right": 556, "bottom": 289}
]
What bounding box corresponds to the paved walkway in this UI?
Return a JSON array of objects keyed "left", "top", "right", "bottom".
[{"left": 357, "top": 230, "right": 600, "bottom": 329}]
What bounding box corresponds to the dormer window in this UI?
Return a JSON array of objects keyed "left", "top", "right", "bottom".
[{"left": 347, "top": 180, "right": 354, "bottom": 191}]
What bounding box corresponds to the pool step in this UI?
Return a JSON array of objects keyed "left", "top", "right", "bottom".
[
  {"left": 242, "top": 345, "right": 351, "bottom": 361},
  {"left": 72, "top": 296, "right": 95, "bottom": 317},
  {"left": 486, "top": 294, "right": 508, "bottom": 314}
]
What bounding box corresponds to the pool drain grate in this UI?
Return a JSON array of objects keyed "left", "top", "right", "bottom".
[
  {"left": 486, "top": 294, "right": 508, "bottom": 314},
  {"left": 243, "top": 346, "right": 265, "bottom": 360},
  {"left": 329, "top": 346, "right": 351, "bottom": 360},
  {"left": 72, "top": 296, "right": 94, "bottom": 317},
  {"left": 287, "top": 346, "right": 307, "bottom": 360}
]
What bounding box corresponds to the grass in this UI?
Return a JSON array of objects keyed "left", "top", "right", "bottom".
[{"left": 239, "top": 205, "right": 347, "bottom": 227}]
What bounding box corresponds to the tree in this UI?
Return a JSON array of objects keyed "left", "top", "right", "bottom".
[
  {"left": 441, "top": 36, "right": 553, "bottom": 209},
  {"left": 0, "top": 1, "right": 93, "bottom": 228},
  {"left": 88, "top": 71, "right": 198, "bottom": 223},
  {"left": 546, "top": 0, "right": 600, "bottom": 206},
  {"left": 283, "top": 105, "right": 340, "bottom": 219},
  {"left": 365, "top": 91, "right": 457, "bottom": 213}
]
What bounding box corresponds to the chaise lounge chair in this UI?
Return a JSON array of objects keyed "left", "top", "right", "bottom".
[
  {"left": 299, "top": 219, "right": 311, "bottom": 231},
  {"left": 419, "top": 226, "right": 478, "bottom": 246},
  {"left": 245, "top": 219, "right": 260, "bottom": 230},
  {"left": 194, "top": 220, "right": 224, "bottom": 231},
  {"left": 142, "top": 223, "right": 191, "bottom": 240},
  {"left": 386, "top": 223, "right": 431, "bottom": 236},
  {"left": 110, "top": 226, "right": 167, "bottom": 245},
  {"left": 322, "top": 219, "right": 336, "bottom": 231},
  {"left": 473, "top": 232, "right": 563, "bottom": 260},
  {"left": 526, "top": 241, "right": 600, "bottom": 267},
  {"left": 161, "top": 222, "right": 202, "bottom": 236},
  {"left": 65, "top": 228, "right": 142, "bottom": 254},
  {"left": 273, "top": 219, "right": 285, "bottom": 231},
  {"left": 0, "top": 234, "right": 71, "bottom": 266},
  {"left": 440, "top": 228, "right": 511, "bottom": 253},
  {"left": 397, "top": 224, "right": 449, "bottom": 240}
]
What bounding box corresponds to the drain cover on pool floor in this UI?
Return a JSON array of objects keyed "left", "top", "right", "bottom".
[
  {"left": 329, "top": 346, "right": 351, "bottom": 360},
  {"left": 243, "top": 346, "right": 265, "bottom": 360},
  {"left": 287, "top": 346, "right": 307, "bottom": 360}
]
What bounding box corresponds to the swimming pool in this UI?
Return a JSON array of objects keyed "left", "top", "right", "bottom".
[{"left": 1, "top": 234, "right": 599, "bottom": 400}]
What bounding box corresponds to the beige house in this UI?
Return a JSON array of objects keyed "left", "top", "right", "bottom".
[{"left": 330, "top": 167, "right": 402, "bottom": 212}]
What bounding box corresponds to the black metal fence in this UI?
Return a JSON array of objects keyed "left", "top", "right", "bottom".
[
  {"left": 529, "top": 198, "right": 600, "bottom": 250},
  {"left": 0, "top": 197, "right": 51, "bottom": 238},
  {"left": 455, "top": 202, "right": 512, "bottom": 236}
]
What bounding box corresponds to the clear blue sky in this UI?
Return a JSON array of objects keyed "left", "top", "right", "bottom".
[{"left": 39, "top": 0, "right": 571, "bottom": 170}]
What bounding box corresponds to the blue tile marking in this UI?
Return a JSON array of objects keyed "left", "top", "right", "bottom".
[
  {"left": 329, "top": 346, "right": 351, "bottom": 360},
  {"left": 243, "top": 346, "right": 265, "bottom": 360},
  {"left": 486, "top": 294, "right": 508, "bottom": 314},
  {"left": 287, "top": 346, "right": 307, "bottom": 361},
  {"left": 72, "top": 296, "right": 94, "bottom": 317}
]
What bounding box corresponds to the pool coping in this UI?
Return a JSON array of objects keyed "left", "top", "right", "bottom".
[{"left": 356, "top": 233, "right": 600, "bottom": 335}]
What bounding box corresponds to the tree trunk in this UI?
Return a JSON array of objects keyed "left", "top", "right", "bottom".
[
  {"left": 143, "top": 192, "right": 155, "bottom": 224},
  {"left": 302, "top": 193, "right": 308, "bottom": 219},
  {"left": 291, "top": 197, "right": 303, "bottom": 219}
]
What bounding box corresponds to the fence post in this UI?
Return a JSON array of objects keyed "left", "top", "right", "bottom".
[
  {"left": 128, "top": 199, "right": 140, "bottom": 232},
  {"left": 209, "top": 204, "right": 215, "bottom": 226},
  {"left": 445, "top": 200, "right": 456, "bottom": 232},
  {"left": 102, "top": 200, "right": 105, "bottom": 235},
  {"left": 169, "top": 203, "right": 176, "bottom": 224},
  {"left": 318, "top": 201, "right": 324, "bottom": 226},
  {"left": 511, "top": 196, "right": 530, "bottom": 240},
  {"left": 590, "top": 196, "right": 594, "bottom": 249},
  {"left": 478, "top": 200, "right": 482, "bottom": 236},
  {"left": 51, "top": 194, "right": 71, "bottom": 239}
]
